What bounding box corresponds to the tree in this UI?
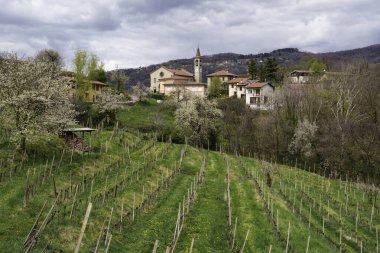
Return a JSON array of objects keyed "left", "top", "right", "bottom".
[
  {"left": 110, "top": 66, "right": 128, "bottom": 93},
  {"left": 72, "top": 50, "right": 107, "bottom": 99},
  {"left": 175, "top": 96, "right": 222, "bottom": 145},
  {"left": 87, "top": 54, "right": 107, "bottom": 82},
  {"left": 257, "top": 63, "right": 266, "bottom": 81},
  {"left": 264, "top": 58, "right": 279, "bottom": 82},
  {"left": 131, "top": 82, "right": 149, "bottom": 102},
  {"left": 73, "top": 50, "right": 89, "bottom": 98},
  {"left": 288, "top": 118, "right": 318, "bottom": 159},
  {"left": 0, "top": 53, "right": 75, "bottom": 151},
  {"left": 94, "top": 87, "right": 126, "bottom": 124},
  {"left": 298, "top": 57, "right": 327, "bottom": 75},
  {"left": 247, "top": 59, "right": 258, "bottom": 79},
  {"left": 35, "top": 49, "right": 63, "bottom": 69},
  {"left": 209, "top": 77, "right": 222, "bottom": 98}
]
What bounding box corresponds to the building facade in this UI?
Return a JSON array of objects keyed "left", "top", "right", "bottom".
[
  {"left": 206, "top": 70, "right": 237, "bottom": 91},
  {"left": 228, "top": 79, "right": 274, "bottom": 109},
  {"left": 150, "top": 48, "right": 207, "bottom": 97}
]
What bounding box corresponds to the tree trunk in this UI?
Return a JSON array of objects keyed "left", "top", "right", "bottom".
[{"left": 20, "top": 135, "right": 26, "bottom": 152}]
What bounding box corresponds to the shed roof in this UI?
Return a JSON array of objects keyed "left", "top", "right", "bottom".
[{"left": 62, "top": 128, "right": 96, "bottom": 132}]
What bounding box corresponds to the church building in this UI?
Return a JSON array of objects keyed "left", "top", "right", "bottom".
[{"left": 150, "top": 48, "right": 207, "bottom": 97}]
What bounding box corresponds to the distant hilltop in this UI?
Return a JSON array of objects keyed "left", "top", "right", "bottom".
[{"left": 114, "top": 44, "right": 380, "bottom": 89}]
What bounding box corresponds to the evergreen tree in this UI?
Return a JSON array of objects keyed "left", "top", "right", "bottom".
[
  {"left": 264, "top": 57, "right": 279, "bottom": 82},
  {"left": 247, "top": 59, "right": 258, "bottom": 79}
]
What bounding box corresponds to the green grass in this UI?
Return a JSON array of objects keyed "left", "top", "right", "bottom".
[
  {"left": 175, "top": 151, "right": 230, "bottom": 253},
  {"left": 0, "top": 106, "right": 378, "bottom": 253},
  {"left": 116, "top": 99, "right": 175, "bottom": 131}
]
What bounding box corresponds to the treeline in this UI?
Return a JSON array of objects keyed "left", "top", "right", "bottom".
[{"left": 217, "top": 62, "right": 380, "bottom": 183}]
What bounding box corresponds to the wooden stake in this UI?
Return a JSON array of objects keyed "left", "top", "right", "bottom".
[
  {"left": 94, "top": 220, "right": 106, "bottom": 253},
  {"left": 231, "top": 217, "right": 237, "bottom": 250},
  {"left": 70, "top": 185, "right": 79, "bottom": 219},
  {"left": 306, "top": 235, "right": 310, "bottom": 253},
  {"left": 241, "top": 229, "right": 250, "bottom": 253},
  {"left": 105, "top": 208, "right": 113, "bottom": 245},
  {"left": 74, "top": 202, "right": 92, "bottom": 253},
  {"left": 152, "top": 240, "right": 159, "bottom": 253},
  {"left": 105, "top": 234, "right": 112, "bottom": 253},
  {"left": 286, "top": 222, "right": 290, "bottom": 253}
]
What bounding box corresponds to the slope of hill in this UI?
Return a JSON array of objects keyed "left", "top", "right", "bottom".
[
  {"left": 117, "top": 44, "right": 380, "bottom": 89},
  {"left": 0, "top": 126, "right": 378, "bottom": 252}
]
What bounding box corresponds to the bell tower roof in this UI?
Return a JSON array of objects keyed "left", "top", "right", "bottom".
[{"left": 195, "top": 47, "right": 201, "bottom": 58}]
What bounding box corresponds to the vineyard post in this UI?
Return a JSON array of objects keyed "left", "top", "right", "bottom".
[
  {"left": 74, "top": 202, "right": 92, "bottom": 253},
  {"left": 152, "top": 240, "right": 159, "bottom": 253},
  {"left": 105, "top": 207, "right": 113, "bottom": 246},
  {"left": 231, "top": 217, "right": 237, "bottom": 251},
  {"left": 90, "top": 179, "right": 94, "bottom": 202},
  {"left": 285, "top": 222, "right": 290, "bottom": 253},
  {"left": 105, "top": 234, "right": 112, "bottom": 253},
  {"left": 276, "top": 209, "right": 279, "bottom": 231},
  {"left": 322, "top": 216, "right": 325, "bottom": 235},
  {"left": 120, "top": 199, "right": 124, "bottom": 232},
  {"left": 94, "top": 220, "right": 106, "bottom": 253},
  {"left": 70, "top": 185, "right": 79, "bottom": 219},
  {"left": 189, "top": 238, "right": 194, "bottom": 253},
  {"left": 306, "top": 235, "right": 310, "bottom": 253},
  {"left": 241, "top": 229, "right": 250, "bottom": 253},
  {"left": 308, "top": 207, "right": 311, "bottom": 228}
]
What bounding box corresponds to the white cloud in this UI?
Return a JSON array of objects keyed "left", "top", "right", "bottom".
[{"left": 0, "top": 0, "right": 379, "bottom": 70}]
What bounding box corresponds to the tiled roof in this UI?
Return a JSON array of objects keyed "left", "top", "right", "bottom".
[
  {"left": 245, "top": 80, "right": 270, "bottom": 89},
  {"left": 227, "top": 77, "right": 249, "bottom": 84},
  {"left": 167, "top": 68, "right": 194, "bottom": 77},
  {"left": 207, "top": 70, "right": 237, "bottom": 77}
]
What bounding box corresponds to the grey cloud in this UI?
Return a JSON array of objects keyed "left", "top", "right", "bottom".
[{"left": 0, "top": 0, "right": 379, "bottom": 70}]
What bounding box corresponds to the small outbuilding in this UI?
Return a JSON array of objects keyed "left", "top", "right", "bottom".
[{"left": 59, "top": 127, "right": 96, "bottom": 152}]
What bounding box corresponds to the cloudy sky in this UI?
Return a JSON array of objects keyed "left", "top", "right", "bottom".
[{"left": 1, "top": 0, "right": 379, "bottom": 70}]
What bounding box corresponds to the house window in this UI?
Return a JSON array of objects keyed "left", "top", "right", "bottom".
[
  {"left": 248, "top": 90, "right": 252, "bottom": 94},
  {"left": 153, "top": 88, "right": 157, "bottom": 93},
  {"left": 255, "top": 89, "right": 260, "bottom": 95},
  {"left": 250, "top": 97, "right": 255, "bottom": 104},
  {"left": 239, "top": 87, "right": 242, "bottom": 91},
  {"left": 154, "top": 78, "right": 156, "bottom": 83}
]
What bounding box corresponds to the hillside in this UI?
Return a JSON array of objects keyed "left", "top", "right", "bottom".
[
  {"left": 0, "top": 111, "right": 379, "bottom": 252},
  {"left": 118, "top": 44, "right": 380, "bottom": 89}
]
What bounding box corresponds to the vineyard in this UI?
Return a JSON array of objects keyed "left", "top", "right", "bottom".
[{"left": 0, "top": 128, "right": 379, "bottom": 253}]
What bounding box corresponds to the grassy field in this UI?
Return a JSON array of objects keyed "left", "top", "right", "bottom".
[{"left": 0, "top": 105, "right": 379, "bottom": 252}]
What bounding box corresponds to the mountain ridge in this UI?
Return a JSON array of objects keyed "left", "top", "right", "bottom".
[{"left": 116, "top": 44, "right": 380, "bottom": 89}]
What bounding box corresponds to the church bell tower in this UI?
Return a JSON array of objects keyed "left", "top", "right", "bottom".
[{"left": 194, "top": 47, "right": 202, "bottom": 83}]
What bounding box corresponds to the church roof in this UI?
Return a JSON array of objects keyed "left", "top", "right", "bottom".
[
  {"left": 166, "top": 68, "right": 194, "bottom": 77},
  {"left": 207, "top": 70, "right": 237, "bottom": 77}
]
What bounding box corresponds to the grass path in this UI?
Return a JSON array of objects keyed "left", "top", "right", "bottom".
[
  {"left": 228, "top": 156, "right": 283, "bottom": 253},
  {"left": 175, "top": 151, "right": 230, "bottom": 253}
]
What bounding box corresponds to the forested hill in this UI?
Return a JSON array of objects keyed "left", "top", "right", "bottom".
[{"left": 118, "top": 44, "right": 380, "bottom": 89}]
